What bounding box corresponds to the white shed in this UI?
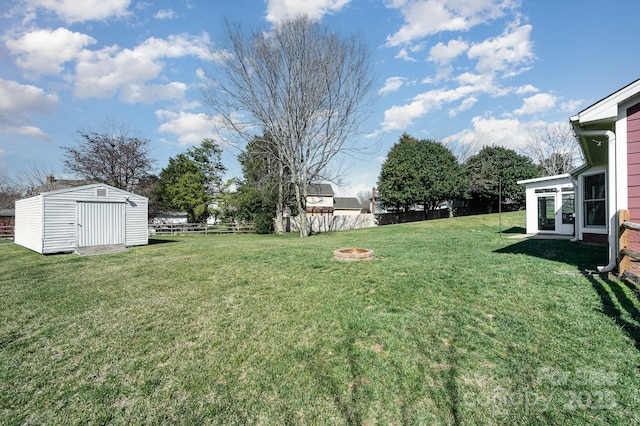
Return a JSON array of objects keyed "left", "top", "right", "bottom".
[{"left": 15, "top": 183, "right": 148, "bottom": 254}]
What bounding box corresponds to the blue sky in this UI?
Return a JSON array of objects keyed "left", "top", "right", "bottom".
[{"left": 1, "top": 0, "right": 639, "bottom": 197}]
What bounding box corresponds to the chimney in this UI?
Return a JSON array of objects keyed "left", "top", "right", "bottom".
[
  {"left": 46, "top": 175, "right": 55, "bottom": 185},
  {"left": 371, "top": 187, "right": 376, "bottom": 215}
]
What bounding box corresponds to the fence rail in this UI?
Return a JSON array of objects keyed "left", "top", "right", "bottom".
[
  {"left": 0, "top": 225, "right": 14, "bottom": 239},
  {"left": 149, "top": 223, "right": 254, "bottom": 236}
]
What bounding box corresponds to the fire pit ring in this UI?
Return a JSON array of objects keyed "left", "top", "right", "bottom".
[{"left": 333, "top": 248, "right": 374, "bottom": 261}]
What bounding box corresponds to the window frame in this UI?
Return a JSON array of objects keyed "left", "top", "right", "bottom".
[{"left": 582, "top": 171, "right": 606, "bottom": 228}]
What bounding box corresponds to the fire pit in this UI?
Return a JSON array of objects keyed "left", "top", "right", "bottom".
[{"left": 333, "top": 248, "right": 374, "bottom": 261}]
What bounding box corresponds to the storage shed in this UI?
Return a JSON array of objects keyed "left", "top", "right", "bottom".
[{"left": 15, "top": 183, "right": 148, "bottom": 254}]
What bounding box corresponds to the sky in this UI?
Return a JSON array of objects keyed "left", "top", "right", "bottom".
[{"left": 1, "top": 0, "right": 639, "bottom": 197}]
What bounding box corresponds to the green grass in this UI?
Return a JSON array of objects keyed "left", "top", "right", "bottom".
[{"left": 1, "top": 211, "right": 639, "bottom": 424}]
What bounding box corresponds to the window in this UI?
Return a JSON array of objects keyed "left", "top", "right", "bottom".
[
  {"left": 583, "top": 173, "right": 606, "bottom": 227},
  {"left": 562, "top": 193, "right": 574, "bottom": 224}
]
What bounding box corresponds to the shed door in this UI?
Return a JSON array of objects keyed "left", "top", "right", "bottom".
[{"left": 77, "top": 202, "right": 125, "bottom": 247}]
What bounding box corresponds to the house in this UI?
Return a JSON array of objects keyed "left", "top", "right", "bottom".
[
  {"left": 520, "top": 78, "right": 640, "bottom": 272},
  {"left": 570, "top": 77, "right": 640, "bottom": 272},
  {"left": 306, "top": 183, "right": 364, "bottom": 216},
  {"left": 26, "top": 175, "right": 93, "bottom": 196},
  {"left": 15, "top": 183, "right": 148, "bottom": 254},
  {"left": 333, "top": 197, "right": 363, "bottom": 216},
  {"left": 307, "top": 183, "right": 335, "bottom": 216}
]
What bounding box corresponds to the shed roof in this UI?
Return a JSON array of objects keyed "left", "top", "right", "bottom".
[{"left": 24, "top": 183, "right": 147, "bottom": 200}]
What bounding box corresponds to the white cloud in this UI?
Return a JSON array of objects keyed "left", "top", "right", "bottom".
[
  {"left": 120, "top": 82, "right": 188, "bottom": 103},
  {"left": 156, "top": 110, "right": 217, "bottom": 145},
  {"left": 429, "top": 38, "right": 469, "bottom": 65},
  {"left": 379, "top": 85, "right": 477, "bottom": 131},
  {"left": 5, "top": 27, "right": 96, "bottom": 76},
  {"left": 0, "top": 79, "right": 58, "bottom": 140},
  {"left": 513, "top": 93, "right": 556, "bottom": 115},
  {"left": 467, "top": 23, "right": 534, "bottom": 76},
  {"left": 395, "top": 48, "right": 417, "bottom": 62},
  {"left": 23, "top": 0, "right": 131, "bottom": 23},
  {"left": 560, "top": 98, "right": 585, "bottom": 113},
  {"left": 379, "top": 77, "right": 406, "bottom": 95},
  {"left": 4, "top": 125, "right": 52, "bottom": 140},
  {"left": 446, "top": 115, "right": 544, "bottom": 151},
  {"left": 385, "top": 0, "right": 517, "bottom": 46},
  {"left": 266, "top": 0, "right": 352, "bottom": 23},
  {"left": 515, "top": 84, "right": 538, "bottom": 95},
  {"left": 449, "top": 96, "right": 477, "bottom": 116},
  {"left": 74, "top": 33, "right": 211, "bottom": 101},
  {"left": 155, "top": 9, "right": 176, "bottom": 20}
]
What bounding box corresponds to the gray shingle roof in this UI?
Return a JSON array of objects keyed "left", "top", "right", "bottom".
[
  {"left": 334, "top": 197, "right": 362, "bottom": 210},
  {"left": 308, "top": 183, "right": 334, "bottom": 196}
]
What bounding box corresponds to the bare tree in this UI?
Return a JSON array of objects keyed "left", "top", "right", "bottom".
[
  {"left": 14, "top": 163, "right": 59, "bottom": 196},
  {"left": 62, "top": 121, "right": 154, "bottom": 191},
  {"left": 0, "top": 175, "right": 22, "bottom": 209},
  {"left": 356, "top": 189, "right": 372, "bottom": 213},
  {"left": 523, "top": 123, "right": 583, "bottom": 176},
  {"left": 204, "top": 17, "right": 374, "bottom": 237}
]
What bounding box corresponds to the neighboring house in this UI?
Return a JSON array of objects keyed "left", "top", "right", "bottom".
[
  {"left": 26, "top": 175, "right": 92, "bottom": 196},
  {"left": 306, "top": 183, "right": 365, "bottom": 216},
  {"left": 307, "top": 183, "right": 335, "bottom": 216},
  {"left": 520, "top": 77, "right": 640, "bottom": 272},
  {"left": 151, "top": 211, "right": 188, "bottom": 224},
  {"left": 333, "top": 197, "right": 363, "bottom": 216},
  {"left": 15, "top": 183, "right": 148, "bottom": 254}
]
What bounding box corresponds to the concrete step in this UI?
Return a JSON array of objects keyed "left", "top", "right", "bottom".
[{"left": 75, "top": 244, "right": 128, "bottom": 256}]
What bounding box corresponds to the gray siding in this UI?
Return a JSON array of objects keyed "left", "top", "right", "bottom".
[{"left": 15, "top": 196, "right": 44, "bottom": 253}]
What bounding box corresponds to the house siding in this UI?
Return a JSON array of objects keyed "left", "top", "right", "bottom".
[
  {"left": 628, "top": 102, "right": 640, "bottom": 222},
  {"left": 625, "top": 102, "right": 640, "bottom": 276}
]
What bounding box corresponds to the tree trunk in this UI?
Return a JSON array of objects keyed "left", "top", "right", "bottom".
[
  {"left": 294, "top": 179, "right": 309, "bottom": 238},
  {"left": 273, "top": 164, "right": 286, "bottom": 234}
]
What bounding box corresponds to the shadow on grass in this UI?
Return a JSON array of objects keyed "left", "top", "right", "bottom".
[
  {"left": 148, "top": 238, "right": 180, "bottom": 245},
  {"left": 493, "top": 239, "right": 607, "bottom": 271},
  {"left": 587, "top": 274, "right": 640, "bottom": 351},
  {"left": 499, "top": 226, "right": 526, "bottom": 234}
]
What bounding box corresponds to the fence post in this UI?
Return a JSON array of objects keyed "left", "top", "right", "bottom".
[{"left": 619, "top": 209, "right": 631, "bottom": 277}]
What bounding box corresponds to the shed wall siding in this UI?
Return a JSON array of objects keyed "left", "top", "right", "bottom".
[
  {"left": 41, "top": 184, "right": 148, "bottom": 254},
  {"left": 42, "top": 197, "right": 77, "bottom": 254},
  {"left": 125, "top": 200, "right": 148, "bottom": 246},
  {"left": 14, "top": 196, "right": 44, "bottom": 253},
  {"left": 627, "top": 102, "right": 640, "bottom": 223}
]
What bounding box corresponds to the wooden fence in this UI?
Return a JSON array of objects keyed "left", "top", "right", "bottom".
[
  {"left": 618, "top": 209, "right": 640, "bottom": 282},
  {"left": 149, "top": 222, "right": 254, "bottom": 236},
  {"left": 0, "top": 225, "right": 14, "bottom": 239}
]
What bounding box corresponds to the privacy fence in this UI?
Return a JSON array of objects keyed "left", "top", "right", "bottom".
[
  {"left": 288, "top": 214, "right": 377, "bottom": 233},
  {"left": 0, "top": 225, "right": 14, "bottom": 239},
  {"left": 149, "top": 222, "right": 255, "bottom": 236}
]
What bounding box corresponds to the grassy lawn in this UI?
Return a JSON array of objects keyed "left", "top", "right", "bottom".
[{"left": 1, "top": 211, "right": 639, "bottom": 424}]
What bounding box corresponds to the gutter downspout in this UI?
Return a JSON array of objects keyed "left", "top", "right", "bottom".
[
  {"left": 577, "top": 130, "right": 617, "bottom": 272},
  {"left": 570, "top": 176, "right": 580, "bottom": 243}
]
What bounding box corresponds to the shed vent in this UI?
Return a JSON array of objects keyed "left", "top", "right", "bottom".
[{"left": 96, "top": 188, "right": 107, "bottom": 197}]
